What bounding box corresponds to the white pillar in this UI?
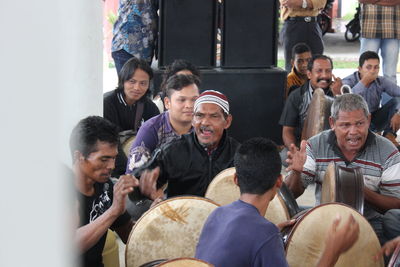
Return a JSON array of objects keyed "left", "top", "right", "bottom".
[{"left": 0, "top": 0, "right": 103, "bottom": 266}]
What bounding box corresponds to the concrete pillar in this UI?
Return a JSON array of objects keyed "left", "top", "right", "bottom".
[{"left": 0, "top": 0, "right": 103, "bottom": 266}]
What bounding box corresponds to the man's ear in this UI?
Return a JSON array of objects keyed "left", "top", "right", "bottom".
[
  {"left": 275, "top": 174, "right": 283, "bottom": 189},
  {"left": 291, "top": 59, "right": 295, "bottom": 68},
  {"left": 233, "top": 173, "right": 238, "bottom": 186},
  {"left": 329, "top": 116, "right": 335, "bottom": 130},
  {"left": 224, "top": 114, "right": 233, "bottom": 130},
  {"left": 307, "top": 70, "right": 312, "bottom": 80},
  {"left": 164, "top": 97, "right": 171, "bottom": 110}
]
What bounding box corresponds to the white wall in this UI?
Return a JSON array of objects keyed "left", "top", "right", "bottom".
[{"left": 0, "top": 0, "right": 103, "bottom": 266}]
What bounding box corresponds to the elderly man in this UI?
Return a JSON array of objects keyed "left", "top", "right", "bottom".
[
  {"left": 280, "top": 54, "right": 342, "bottom": 151},
  {"left": 286, "top": 42, "right": 312, "bottom": 97},
  {"left": 286, "top": 94, "right": 400, "bottom": 244},
  {"left": 196, "top": 137, "right": 359, "bottom": 267},
  {"left": 342, "top": 50, "right": 400, "bottom": 148},
  {"left": 132, "top": 90, "right": 240, "bottom": 199},
  {"left": 71, "top": 116, "right": 138, "bottom": 267}
]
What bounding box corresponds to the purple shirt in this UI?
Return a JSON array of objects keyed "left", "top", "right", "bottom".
[
  {"left": 196, "top": 200, "right": 288, "bottom": 267},
  {"left": 126, "top": 111, "right": 192, "bottom": 173}
]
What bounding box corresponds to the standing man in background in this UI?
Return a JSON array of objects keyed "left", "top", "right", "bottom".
[
  {"left": 111, "top": 0, "right": 159, "bottom": 74},
  {"left": 280, "top": 0, "right": 326, "bottom": 72}
]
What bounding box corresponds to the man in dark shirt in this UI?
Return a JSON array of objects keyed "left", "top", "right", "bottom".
[
  {"left": 132, "top": 90, "right": 240, "bottom": 200},
  {"left": 70, "top": 116, "right": 138, "bottom": 267}
]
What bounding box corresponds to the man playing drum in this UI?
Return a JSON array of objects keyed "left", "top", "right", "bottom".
[
  {"left": 70, "top": 116, "right": 139, "bottom": 267},
  {"left": 196, "top": 137, "right": 360, "bottom": 267},
  {"left": 286, "top": 93, "right": 400, "bottom": 245},
  {"left": 133, "top": 90, "right": 240, "bottom": 200}
]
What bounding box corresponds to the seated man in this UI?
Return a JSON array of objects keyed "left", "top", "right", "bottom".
[
  {"left": 286, "top": 43, "right": 312, "bottom": 97},
  {"left": 342, "top": 50, "right": 400, "bottom": 148},
  {"left": 279, "top": 55, "right": 342, "bottom": 155},
  {"left": 132, "top": 90, "right": 240, "bottom": 199},
  {"left": 286, "top": 94, "right": 400, "bottom": 245},
  {"left": 126, "top": 74, "right": 200, "bottom": 173},
  {"left": 196, "top": 137, "right": 359, "bottom": 267},
  {"left": 70, "top": 116, "right": 138, "bottom": 267}
]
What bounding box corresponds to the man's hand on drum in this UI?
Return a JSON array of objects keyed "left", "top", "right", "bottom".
[
  {"left": 110, "top": 174, "right": 139, "bottom": 216},
  {"left": 286, "top": 140, "right": 307, "bottom": 173},
  {"left": 139, "top": 167, "right": 162, "bottom": 201},
  {"left": 375, "top": 236, "right": 400, "bottom": 260},
  {"left": 276, "top": 219, "right": 296, "bottom": 231}
]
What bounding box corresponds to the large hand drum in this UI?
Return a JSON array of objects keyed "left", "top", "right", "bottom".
[
  {"left": 122, "top": 135, "right": 136, "bottom": 157},
  {"left": 284, "top": 203, "right": 384, "bottom": 267},
  {"left": 204, "top": 167, "right": 299, "bottom": 225},
  {"left": 301, "top": 88, "right": 333, "bottom": 140},
  {"left": 321, "top": 162, "right": 364, "bottom": 214},
  {"left": 157, "top": 258, "right": 214, "bottom": 267},
  {"left": 125, "top": 196, "right": 219, "bottom": 267}
]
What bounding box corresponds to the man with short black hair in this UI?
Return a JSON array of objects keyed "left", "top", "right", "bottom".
[
  {"left": 342, "top": 50, "right": 400, "bottom": 148},
  {"left": 196, "top": 137, "right": 360, "bottom": 267},
  {"left": 126, "top": 74, "right": 200, "bottom": 174},
  {"left": 280, "top": 54, "right": 342, "bottom": 151},
  {"left": 71, "top": 116, "right": 138, "bottom": 267},
  {"left": 286, "top": 43, "right": 312, "bottom": 97}
]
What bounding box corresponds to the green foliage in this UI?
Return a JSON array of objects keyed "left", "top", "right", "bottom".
[{"left": 107, "top": 11, "right": 117, "bottom": 26}]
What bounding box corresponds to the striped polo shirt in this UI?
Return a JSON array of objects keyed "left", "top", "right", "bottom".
[{"left": 301, "top": 130, "right": 400, "bottom": 212}]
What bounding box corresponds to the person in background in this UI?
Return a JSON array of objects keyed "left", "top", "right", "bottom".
[
  {"left": 104, "top": 57, "right": 159, "bottom": 176},
  {"left": 286, "top": 43, "right": 312, "bottom": 97},
  {"left": 111, "top": 0, "right": 158, "bottom": 74}
]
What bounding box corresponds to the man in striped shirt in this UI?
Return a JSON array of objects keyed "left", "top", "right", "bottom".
[{"left": 285, "top": 93, "right": 400, "bottom": 245}]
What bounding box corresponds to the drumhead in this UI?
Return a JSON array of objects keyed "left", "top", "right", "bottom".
[
  {"left": 285, "top": 203, "right": 384, "bottom": 267},
  {"left": 205, "top": 168, "right": 298, "bottom": 225},
  {"left": 125, "top": 196, "right": 219, "bottom": 267},
  {"left": 158, "top": 258, "right": 214, "bottom": 267}
]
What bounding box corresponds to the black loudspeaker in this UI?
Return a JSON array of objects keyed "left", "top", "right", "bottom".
[
  {"left": 158, "top": 0, "right": 217, "bottom": 68},
  {"left": 221, "top": 0, "right": 279, "bottom": 68},
  {"left": 153, "top": 68, "right": 286, "bottom": 144}
]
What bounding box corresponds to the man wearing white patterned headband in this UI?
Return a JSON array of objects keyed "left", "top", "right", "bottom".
[{"left": 130, "top": 90, "right": 240, "bottom": 200}]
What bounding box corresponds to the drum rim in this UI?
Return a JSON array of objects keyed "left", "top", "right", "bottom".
[
  {"left": 158, "top": 257, "right": 214, "bottom": 266},
  {"left": 335, "top": 164, "right": 364, "bottom": 214},
  {"left": 388, "top": 244, "right": 400, "bottom": 267},
  {"left": 284, "top": 202, "right": 365, "bottom": 251},
  {"left": 125, "top": 196, "right": 219, "bottom": 267}
]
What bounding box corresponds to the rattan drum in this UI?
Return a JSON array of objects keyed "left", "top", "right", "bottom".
[
  {"left": 284, "top": 203, "right": 384, "bottom": 267},
  {"left": 158, "top": 258, "right": 214, "bottom": 267},
  {"left": 122, "top": 135, "right": 136, "bottom": 157},
  {"left": 125, "top": 196, "right": 219, "bottom": 267},
  {"left": 301, "top": 88, "right": 333, "bottom": 140},
  {"left": 205, "top": 168, "right": 299, "bottom": 225},
  {"left": 321, "top": 162, "right": 364, "bottom": 214}
]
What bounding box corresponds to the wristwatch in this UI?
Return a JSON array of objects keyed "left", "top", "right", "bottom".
[{"left": 302, "top": 0, "right": 308, "bottom": 9}]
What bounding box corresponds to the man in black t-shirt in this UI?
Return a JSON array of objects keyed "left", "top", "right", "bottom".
[{"left": 70, "top": 116, "right": 138, "bottom": 267}]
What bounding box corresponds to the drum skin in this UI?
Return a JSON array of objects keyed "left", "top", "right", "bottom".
[
  {"left": 284, "top": 203, "right": 384, "bottom": 267},
  {"left": 158, "top": 258, "right": 214, "bottom": 267},
  {"left": 301, "top": 88, "right": 333, "bottom": 141},
  {"left": 205, "top": 167, "right": 299, "bottom": 225},
  {"left": 125, "top": 196, "right": 219, "bottom": 267}
]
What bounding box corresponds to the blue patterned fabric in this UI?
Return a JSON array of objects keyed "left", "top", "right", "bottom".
[{"left": 111, "top": 0, "right": 158, "bottom": 63}]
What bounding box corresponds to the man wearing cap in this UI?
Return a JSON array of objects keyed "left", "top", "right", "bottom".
[{"left": 129, "top": 90, "right": 240, "bottom": 199}]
